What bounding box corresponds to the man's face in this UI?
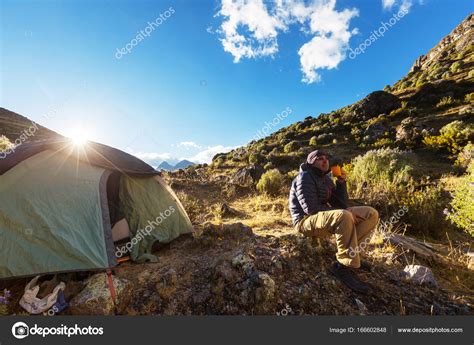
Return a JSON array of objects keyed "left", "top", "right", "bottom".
[{"left": 312, "top": 155, "right": 329, "bottom": 172}]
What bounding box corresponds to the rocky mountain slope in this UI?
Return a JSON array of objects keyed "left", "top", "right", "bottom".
[
  {"left": 0, "top": 107, "right": 58, "bottom": 142},
  {"left": 400, "top": 13, "right": 473, "bottom": 87},
  {"left": 1, "top": 14, "right": 473, "bottom": 316},
  {"left": 195, "top": 14, "right": 473, "bottom": 177}
]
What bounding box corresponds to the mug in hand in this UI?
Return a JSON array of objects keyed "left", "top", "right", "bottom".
[{"left": 331, "top": 165, "right": 342, "bottom": 177}]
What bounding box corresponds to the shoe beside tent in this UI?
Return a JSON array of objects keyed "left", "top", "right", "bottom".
[{"left": 0, "top": 139, "right": 193, "bottom": 279}]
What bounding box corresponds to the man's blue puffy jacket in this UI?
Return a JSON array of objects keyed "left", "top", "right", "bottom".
[{"left": 289, "top": 163, "right": 348, "bottom": 225}]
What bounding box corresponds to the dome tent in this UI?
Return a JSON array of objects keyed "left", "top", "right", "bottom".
[{"left": 0, "top": 139, "right": 193, "bottom": 279}]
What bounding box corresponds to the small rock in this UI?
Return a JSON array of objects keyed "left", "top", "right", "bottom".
[
  {"left": 163, "top": 269, "right": 178, "bottom": 286},
  {"left": 251, "top": 272, "right": 276, "bottom": 314},
  {"left": 232, "top": 253, "right": 254, "bottom": 275},
  {"left": 69, "top": 273, "right": 133, "bottom": 315},
  {"left": 467, "top": 252, "right": 474, "bottom": 271},
  {"left": 400, "top": 265, "right": 438, "bottom": 288},
  {"left": 355, "top": 298, "right": 368, "bottom": 315},
  {"left": 219, "top": 203, "right": 241, "bottom": 218},
  {"left": 221, "top": 223, "right": 254, "bottom": 238}
]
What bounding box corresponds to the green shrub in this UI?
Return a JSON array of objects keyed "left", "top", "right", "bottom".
[
  {"left": 372, "top": 138, "right": 393, "bottom": 148},
  {"left": 263, "top": 162, "right": 274, "bottom": 170},
  {"left": 447, "top": 162, "right": 474, "bottom": 236},
  {"left": 423, "top": 120, "right": 474, "bottom": 153},
  {"left": 316, "top": 133, "right": 334, "bottom": 144},
  {"left": 283, "top": 140, "right": 298, "bottom": 153},
  {"left": 436, "top": 96, "right": 456, "bottom": 108},
  {"left": 442, "top": 71, "right": 452, "bottom": 79},
  {"left": 0, "top": 135, "right": 12, "bottom": 153},
  {"left": 346, "top": 148, "right": 416, "bottom": 214},
  {"left": 388, "top": 107, "right": 407, "bottom": 118},
  {"left": 309, "top": 136, "right": 317, "bottom": 146},
  {"left": 287, "top": 170, "right": 299, "bottom": 180},
  {"left": 400, "top": 81, "right": 410, "bottom": 89},
  {"left": 455, "top": 142, "right": 473, "bottom": 170},
  {"left": 248, "top": 153, "right": 261, "bottom": 164},
  {"left": 402, "top": 184, "right": 451, "bottom": 238},
  {"left": 464, "top": 92, "right": 474, "bottom": 103},
  {"left": 415, "top": 79, "right": 426, "bottom": 88},
  {"left": 212, "top": 157, "right": 225, "bottom": 168},
  {"left": 468, "top": 70, "right": 474, "bottom": 79},
  {"left": 450, "top": 61, "right": 463, "bottom": 73},
  {"left": 256, "top": 169, "right": 285, "bottom": 196}
]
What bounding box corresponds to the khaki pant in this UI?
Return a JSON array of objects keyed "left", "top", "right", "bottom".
[{"left": 296, "top": 206, "right": 379, "bottom": 268}]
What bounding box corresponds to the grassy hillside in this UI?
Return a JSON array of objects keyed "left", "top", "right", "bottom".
[
  {"left": 0, "top": 107, "right": 59, "bottom": 142},
  {"left": 1, "top": 15, "right": 472, "bottom": 316},
  {"left": 156, "top": 14, "right": 474, "bottom": 315}
]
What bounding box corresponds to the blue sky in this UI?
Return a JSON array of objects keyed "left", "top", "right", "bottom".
[{"left": 1, "top": 0, "right": 472, "bottom": 165}]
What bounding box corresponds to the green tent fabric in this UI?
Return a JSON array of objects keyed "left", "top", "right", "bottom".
[
  {"left": 119, "top": 175, "right": 194, "bottom": 263},
  {"left": 0, "top": 139, "right": 194, "bottom": 280},
  {"left": 0, "top": 150, "right": 112, "bottom": 278}
]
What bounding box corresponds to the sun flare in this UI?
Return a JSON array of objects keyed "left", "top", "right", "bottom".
[{"left": 66, "top": 128, "right": 90, "bottom": 147}]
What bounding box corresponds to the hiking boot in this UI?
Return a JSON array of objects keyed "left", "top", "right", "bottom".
[{"left": 330, "top": 262, "right": 372, "bottom": 294}]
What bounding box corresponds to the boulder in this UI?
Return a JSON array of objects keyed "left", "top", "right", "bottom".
[
  {"left": 350, "top": 91, "right": 401, "bottom": 120},
  {"left": 69, "top": 273, "right": 133, "bottom": 315},
  {"left": 395, "top": 117, "right": 430, "bottom": 147},
  {"left": 232, "top": 165, "right": 263, "bottom": 187},
  {"left": 364, "top": 122, "right": 387, "bottom": 141},
  {"left": 400, "top": 265, "right": 438, "bottom": 288}
]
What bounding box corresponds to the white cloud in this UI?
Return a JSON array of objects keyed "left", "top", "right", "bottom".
[
  {"left": 206, "top": 26, "right": 216, "bottom": 34},
  {"left": 214, "top": 0, "right": 359, "bottom": 83},
  {"left": 382, "top": 0, "right": 396, "bottom": 9},
  {"left": 217, "top": 0, "right": 284, "bottom": 62},
  {"left": 178, "top": 141, "right": 202, "bottom": 149},
  {"left": 130, "top": 151, "right": 171, "bottom": 161},
  {"left": 126, "top": 148, "right": 173, "bottom": 166},
  {"left": 126, "top": 144, "right": 237, "bottom": 166},
  {"left": 186, "top": 145, "right": 236, "bottom": 164},
  {"left": 382, "top": 0, "right": 419, "bottom": 13},
  {"left": 298, "top": 1, "right": 358, "bottom": 83}
]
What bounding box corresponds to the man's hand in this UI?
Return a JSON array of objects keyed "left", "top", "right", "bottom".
[{"left": 338, "top": 167, "right": 347, "bottom": 181}]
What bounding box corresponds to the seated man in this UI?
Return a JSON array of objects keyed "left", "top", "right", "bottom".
[{"left": 288, "top": 149, "right": 379, "bottom": 293}]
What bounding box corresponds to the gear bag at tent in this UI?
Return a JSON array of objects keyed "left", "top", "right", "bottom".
[{"left": 0, "top": 139, "right": 193, "bottom": 279}]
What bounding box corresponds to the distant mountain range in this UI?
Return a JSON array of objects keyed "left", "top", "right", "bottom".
[{"left": 157, "top": 159, "right": 195, "bottom": 171}]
